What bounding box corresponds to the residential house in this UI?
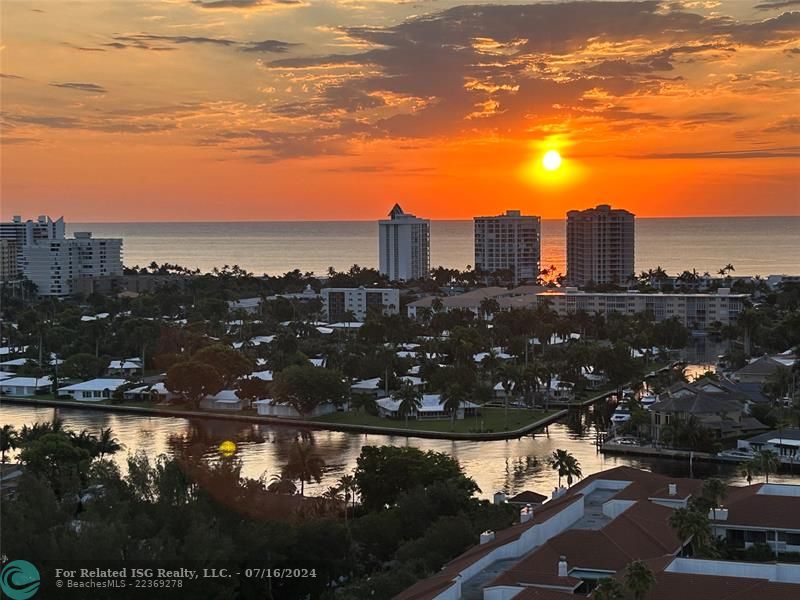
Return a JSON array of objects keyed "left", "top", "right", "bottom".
[
  {"left": 650, "top": 380, "right": 766, "bottom": 442},
  {"left": 1, "top": 376, "right": 53, "bottom": 396},
  {"left": 252, "top": 399, "right": 338, "bottom": 418},
  {"left": 58, "top": 378, "right": 129, "bottom": 401},
  {"left": 376, "top": 394, "right": 479, "bottom": 420},
  {"left": 733, "top": 354, "right": 793, "bottom": 384}
]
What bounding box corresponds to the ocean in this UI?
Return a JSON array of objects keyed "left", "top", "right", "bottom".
[{"left": 69, "top": 217, "right": 800, "bottom": 278}]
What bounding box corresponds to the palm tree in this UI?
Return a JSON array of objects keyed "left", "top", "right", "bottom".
[
  {"left": 441, "top": 383, "right": 464, "bottom": 430},
  {"left": 669, "top": 506, "right": 711, "bottom": 553},
  {"left": 623, "top": 560, "right": 655, "bottom": 600},
  {"left": 0, "top": 425, "right": 18, "bottom": 463},
  {"left": 283, "top": 439, "right": 325, "bottom": 496},
  {"left": 702, "top": 478, "right": 727, "bottom": 521},
  {"left": 267, "top": 473, "right": 297, "bottom": 495},
  {"left": 394, "top": 383, "right": 422, "bottom": 428},
  {"left": 549, "top": 449, "right": 581, "bottom": 487},
  {"left": 0, "top": 425, "right": 20, "bottom": 462},
  {"left": 564, "top": 454, "right": 583, "bottom": 486},
  {"left": 593, "top": 577, "right": 625, "bottom": 600},
  {"left": 95, "top": 427, "right": 123, "bottom": 458}
]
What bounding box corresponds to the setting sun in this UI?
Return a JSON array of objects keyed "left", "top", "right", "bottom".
[{"left": 542, "top": 150, "right": 562, "bottom": 171}]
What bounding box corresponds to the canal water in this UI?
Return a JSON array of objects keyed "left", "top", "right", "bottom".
[{"left": 3, "top": 401, "right": 797, "bottom": 500}]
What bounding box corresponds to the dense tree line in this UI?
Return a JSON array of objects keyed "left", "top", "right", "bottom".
[{"left": 1, "top": 423, "right": 514, "bottom": 599}]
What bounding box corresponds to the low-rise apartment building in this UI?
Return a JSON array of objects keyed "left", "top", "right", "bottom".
[
  {"left": 407, "top": 287, "right": 747, "bottom": 328},
  {"left": 321, "top": 287, "right": 400, "bottom": 322}
]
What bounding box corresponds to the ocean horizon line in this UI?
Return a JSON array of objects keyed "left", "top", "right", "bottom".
[{"left": 60, "top": 214, "right": 800, "bottom": 225}]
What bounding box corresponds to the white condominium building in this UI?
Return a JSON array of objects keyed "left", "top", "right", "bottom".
[
  {"left": 321, "top": 287, "right": 400, "bottom": 322},
  {"left": 407, "top": 287, "right": 747, "bottom": 328},
  {"left": 567, "top": 204, "right": 635, "bottom": 286},
  {"left": 537, "top": 288, "right": 746, "bottom": 328},
  {"left": 3, "top": 215, "right": 123, "bottom": 296},
  {"left": 474, "top": 210, "right": 541, "bottom": 284},
  {"left": 378, "top": 203, "right": 430, "bottom": 281}
]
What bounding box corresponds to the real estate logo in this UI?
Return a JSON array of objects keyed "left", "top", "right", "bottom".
[{"left": 0, "top": 560, "right": 40, "bottom": 600}]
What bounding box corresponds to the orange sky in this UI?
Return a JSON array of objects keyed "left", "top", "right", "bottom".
[{"left": 1, "top": 0, "right": 799, "bottom": 221}]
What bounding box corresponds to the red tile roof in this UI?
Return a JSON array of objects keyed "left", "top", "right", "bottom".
[{"left": 714, "top": 483, "right": 800, "bottom": 530}]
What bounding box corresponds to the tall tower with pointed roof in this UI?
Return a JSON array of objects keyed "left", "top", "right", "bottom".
[{"left": 378, "top": 204, "right": 430, "bottom": 281}]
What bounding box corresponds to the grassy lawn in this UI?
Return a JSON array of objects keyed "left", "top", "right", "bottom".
[{"left": 312, "top": 407, "right": 559, "bottom": 434}]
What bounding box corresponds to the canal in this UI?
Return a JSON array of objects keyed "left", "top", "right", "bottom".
[{"left": 3, "top": 400, "right": 797, "bottom": 500}]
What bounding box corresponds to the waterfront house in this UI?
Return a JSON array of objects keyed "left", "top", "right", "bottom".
[
  {"left": 200, "top": 389, "right": 245, "bottom": 411},
  {"left": 737, "top": 428, "right": 800, "bottom": 464},
  {"left": 58, "top": 378, "right": 128, "bottom": 401},
  {"left": 0, "top": 376, "right": 53, "bottom": 396},
  {"left": 650, "top": 380, "right": 766, "bottom": 443},
  {"left": 252, "top": 399, "right": 338, "bottom": 418},
  {"left": 376, "top": 394, "right": 479, "bottom": 420}
]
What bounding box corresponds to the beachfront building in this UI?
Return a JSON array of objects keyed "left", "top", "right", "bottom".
[
  {"left": 397, "top": 466, "right": 800, "bottom": 600},
  {"left": 58, "top": 378, "right": 129, "bottom": 401},
  {"left": 0, "top": 376, "right": 53, "bottom": 397},
  {"left": 566, "top": 204, "right": 635, "bottom": 287},
  {"left": 2, "top": 216, "right": 123, "bottom": 296},
  {"left": 378, "top": 204, "right": 430, "bottom": 281},
  {"left": 474, "top": 210, "right": 541, "bottom": 284},
  {"left": 321, "top": 287, "right": 400, "bottom": 322},
  {"left": 376, "top": 394, "right": 479, "bottom": 420}
]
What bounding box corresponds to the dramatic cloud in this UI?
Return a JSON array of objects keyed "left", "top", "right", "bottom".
[
  {"left": 241, "top": 39, "right": 299, "bottom": 53},
  {"left": 49, "top": 82, "right": 108, "bottom": 93},
  {"left": 255, "top": 0, "right": 800, "bottom": 156},
  {"left": 754, "top": 0, "right": 800, "bottom": 10},
  {"left": 97, "top": 33, "right": 297, "bottom": 53}
]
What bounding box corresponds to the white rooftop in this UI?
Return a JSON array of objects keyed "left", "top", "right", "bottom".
[
  {"left": 378, "top": 393, "right": 478, "bottom": 413},
  {"left": 1, "top": 376, "right": 53, "bottom": 387},
  {"left": 59, "top": 378, "right": 128, "bottom": 392}
]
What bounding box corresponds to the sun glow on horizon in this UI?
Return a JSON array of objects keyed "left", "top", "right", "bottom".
[{"left": 542, "top": 150, "right": 562, "bottom": 171}]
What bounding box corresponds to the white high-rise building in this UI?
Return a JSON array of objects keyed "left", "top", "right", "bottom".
[
  {"left": 566, "top": 204, "right": 635, "bottom": 287},
  {"left": 378, "top": 204, "right": 430, "bottom": 281},
  {"left": 3, "top": 215, "right": 123, "bottom": 296},
  {"left": 474, "top": 210, "right": 541, "bottom": 284}
]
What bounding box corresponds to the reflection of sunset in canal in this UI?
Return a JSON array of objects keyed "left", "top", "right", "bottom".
[{"left": 3, "top": 404, "right": 796, "bottom": 500}]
